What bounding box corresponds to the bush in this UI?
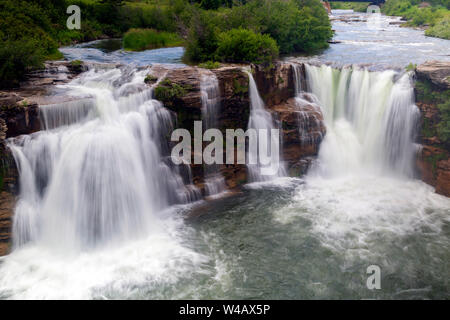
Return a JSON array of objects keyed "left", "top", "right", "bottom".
[
  {"left": 123, "top": 28, "right": 183, "bottom": 51},
  {"left": 198, "top": 61, "right": 221, "bottom": 69},
  {"left": 183, "top": 9, "right": 221, "bottom": 63},
  {"left": 0, "top": 39, "right": 45, "bottom": 88},
  {"left": 425, "top": 15, "right": 450, "bottom": 39},
  {"left": 216, "top": 28, "right": 279, "bottom": 65},
  {"left": 183, "top": 0, "right": 332, "bottom": 63},
  {"left": 382, "top": 0, "right": 450, "bottom": 39}
]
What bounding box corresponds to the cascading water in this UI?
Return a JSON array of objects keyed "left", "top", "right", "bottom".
[
  {"left": 200, "top": 72, "right": 226, "bottom": 196},
  {"left": 291, "top": 63, "right": 325, "bottom": 147},
  {"left": 8, "top": 66, "right": 201, "bottom": 252},
  {"left": 304, "top": 64, "right": 420, "bottom": 177},
  {"left": 245, "top": 71, "right": 285, "bottom": 182}
]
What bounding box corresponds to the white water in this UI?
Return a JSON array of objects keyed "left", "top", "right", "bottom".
[
  {"left": 291, "top": 63, "right": 325, "bottom": 148},
  {"left": 200, "top": 72, "right": 226, "bottom": 196},
  {"left": 0, "top": 67, "right": 209, "bottom": 299},
  {"left": 0, "top": 62, "right": 448, "bottom": 299},
  {"left": 245, "top": 71, "right": 285, "bottom": 182},
  {"left": 305, "top": 64, "right": 420, "bottom": 177},
  {"left": 274, "top": 64, "right": 450, "bottom": 264}
]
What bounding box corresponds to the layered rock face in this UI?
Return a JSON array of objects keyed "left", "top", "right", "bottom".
[
  {"left": 415, "top": 61, "right": 450, "bottom": 197},
  {"left": 153, "top": 62, "right": 325, "bottom": 190},
  {"left": 153, "top": 66, "right": 251, "bottom": 191}
]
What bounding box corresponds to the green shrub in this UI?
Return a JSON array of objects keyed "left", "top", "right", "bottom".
[
  {"left": 198, "top": 61, "right": 221, "bottom": 69},
  {"left": 154, "top": 79, "right": 187, "bottom": 102},
  {"left": 183, "top": 9, "right": 221, "bottom": 63},
  {"left": 123, "top": 28, "right": 184, "bottom": 51},
  {"left": 330, "top": 2, "right": 370, "bottom": 12},
  {"left": 216, "top": 28, "right": 279, "bottom": 65},
  {"left": 183, "top": 0, "right": 332, "bottom": 63},
  {"left": 382, "top": 0, "right": 450, "bottom": 40},
  {"left": 0, "top": 39, "right": 45, "bottom": 88},
  {"left": 224, "top": 0, "right": 332, "bottom": 53},
  {"left": 405, "top": 62, "right": 417, "bottom": 71},
  {"left": 425, "top": 15, "right": 450, "bottom": 39}
]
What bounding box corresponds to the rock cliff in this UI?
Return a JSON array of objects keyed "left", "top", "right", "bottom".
[{"left": 415, "top": 61, "right": 450, "bottom": 197}]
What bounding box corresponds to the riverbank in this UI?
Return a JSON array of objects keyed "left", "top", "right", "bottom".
[
  {"left": 0, "top": 0, "right": 332, "bottom": 89},
  {"left": 382, "top": 0, "right": 450, "bottom": 40}
]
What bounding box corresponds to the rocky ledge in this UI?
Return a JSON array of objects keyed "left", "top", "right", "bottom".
[
  {"left": 151, "top": 62, "right": 325, "bottom": 192},
  {"left": 0, "top": 60, "right": 88, "bottom": 256},
  {"left": 415, "top": 60, "right": 450, "bottom": 197}
]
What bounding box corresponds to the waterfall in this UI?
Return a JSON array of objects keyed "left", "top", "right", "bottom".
[
  {"left": 292, "top": 63, "right": 302, "bottom": 96},
  {"left": 8, "top": 66, "right": 201, "bottom": 252},
  {"left": 304, "top": 64, "right": 420, "bottom": 177},
  {"left": 245, "top": 70, "right": 285, "bottom": 182},
  {"left": 200, "top": 71, "right": 226, "bottom": 196},
  {"left": 291, "top": 63, "right": 325, "bottom": 147}
]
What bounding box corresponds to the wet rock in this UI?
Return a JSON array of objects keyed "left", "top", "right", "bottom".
[
  {"left": 416, "top": 60, "right": 450, "bottom": 90},
  {"left": 415, "top": 61, "right": 450, "bottom": 197},
  {"left": 270, "top": 98, "right": 326, "bottom": 176},
  {"left": 0, "top": 93, "right": 40, "bottom": 138},
  {"left": 0, "top": 191, "right": 14, "bottom": 256},
  {"left": 252, "top": 62, "right": 295, "bottom": 107}
]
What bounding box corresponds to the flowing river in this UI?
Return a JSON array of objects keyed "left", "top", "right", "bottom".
[{"left": 0, "top": 10, "right": 449, "bottom": 299}]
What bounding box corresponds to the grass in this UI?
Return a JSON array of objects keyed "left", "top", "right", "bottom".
[
  {"left": 425, "top": 15, "right": 450, "bottom": 39},
  {"left": 382, "top": 0, "right": 450, "bottom": 40},
  {"left": 198, "top": 61, "right": 221, "bottom": 69},
  {"left": 123, "top": 28, "right": 184, "bottom": 51},
  {"left": 330, "top": 2, "right": 371, "bottom": 12}
]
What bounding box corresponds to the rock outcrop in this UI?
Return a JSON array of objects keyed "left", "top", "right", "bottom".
[
  {"left": 153, "top": 62, "right": 326, "bottom": 190},
  {"left": 415, "top": 61, "right": 450, "bottom": 197},
  {"left": 416, "top": 61, "right": 450, "bottom": 90},
  {"left": 252, "top": 62, "right": 295, "bottom": 107},
  {"left": 0, "top": 93, "right": 40, "bottom": 138},
  {"left": 155, "top": 66, "right": 251, "bottom": 191},
  {"left": 270, "top": 97, "right": 325, "bottom": 176}
]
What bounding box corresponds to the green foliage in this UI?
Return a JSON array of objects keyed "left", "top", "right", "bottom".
[
  {"left": 382, "top": 0, "right": 450, "bottom": 39},
  {"left": 415, "top": 79, "right": 450, "bottom": 145},
  {"left": 0, "top": 39, "right": 45, "bottom": 88},
  {"left": 154, "top": 79, "right": 187, "bottom": 102},
  {"left": 144, "top": 74, "right": 158, "bottom": 84},
  {"left": 198, "top": 61, "right": 221, "bottom": 69},
  {"left": 406, "top": 62, "right": 417, "bottom": 71},
  {"left": 123, "top": 28, "right": 183, "bottom": 51},
  {"left": 216, "top": 28, "right": 279, "bottom": 65},
  {"left": 0, "top": 0, "right": 333, "bottom": 87},
  {"left": 425, "top": 15, "right": 450, "bottom": 39},
  {"left": 183, "top": 0, "right": 332, "bottom": 64},
  {"left": 437, "top": 99, "right": 450, "bottom": 144},
  {"left": 330, "top": 2, "right": 370, "bottom": 12}
]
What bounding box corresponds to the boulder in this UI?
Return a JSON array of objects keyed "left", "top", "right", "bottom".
[
  {"left": 252, "top": 62, "right": 295, "bottom": 107},
  {"left": 416, "top": 60, "right": 450, "bottom": 90}
]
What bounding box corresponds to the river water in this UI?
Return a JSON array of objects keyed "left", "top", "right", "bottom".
[{"left": 0, "top": 10, "right": 449, "bottom": 299}]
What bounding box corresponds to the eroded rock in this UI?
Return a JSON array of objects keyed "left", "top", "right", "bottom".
[{"left": 415, "top": 61, "right": 450, "bottom": 197}]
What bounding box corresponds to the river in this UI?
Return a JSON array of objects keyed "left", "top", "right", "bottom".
[{"left": 0, "top": 10, "right": 449, "bottom": 299}]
